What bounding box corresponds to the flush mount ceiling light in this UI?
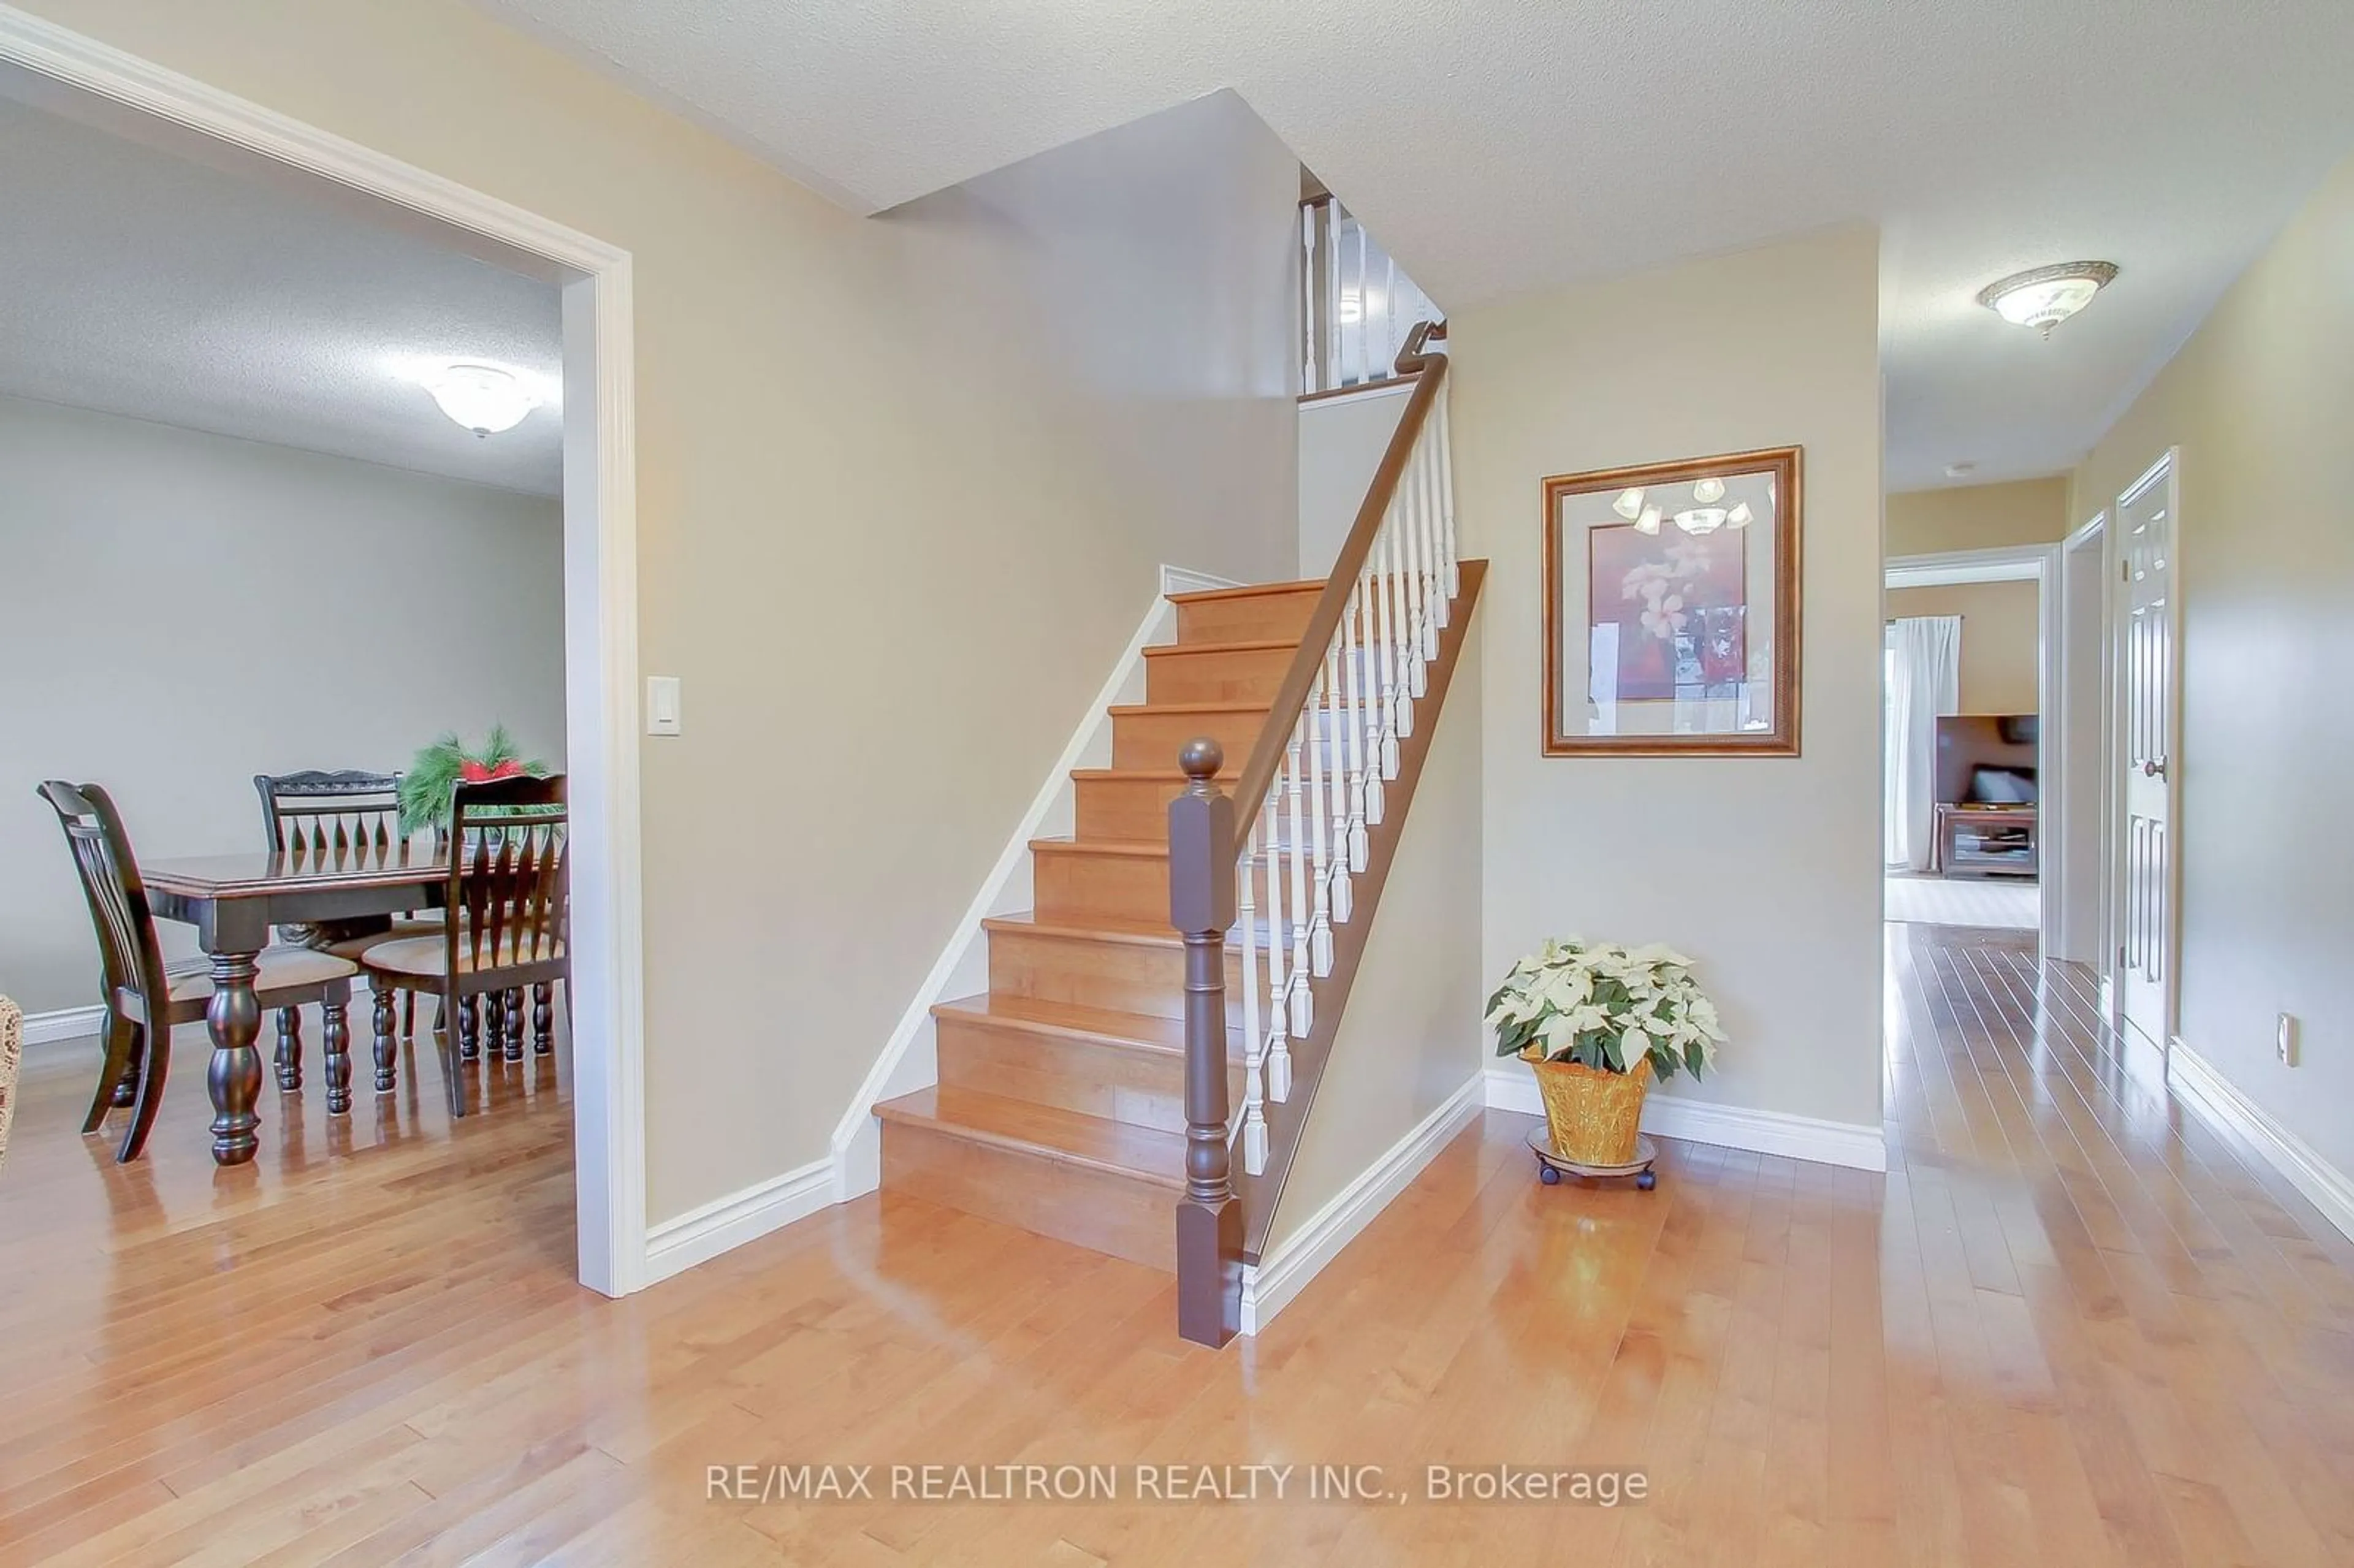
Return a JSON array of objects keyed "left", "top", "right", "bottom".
[
  {"left": 421, "top": 362, "right": 537, "bottom": 436},
  {"left": 1976, "top": 261, "right": 2120, "bottom": 337}
]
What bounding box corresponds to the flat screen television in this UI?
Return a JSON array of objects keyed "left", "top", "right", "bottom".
[{"left": 1967, "top": 764, "right": 2037, "bottom": 805}]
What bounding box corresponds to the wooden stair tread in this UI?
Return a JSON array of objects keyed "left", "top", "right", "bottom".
[
  {"left": 1140, "top": 637, "right": 1298, "bottom": 658},
  {"left": 933, "top": 992, "right": 1245, "bottom": 1057},
  {"left": 1164, "top": 580, "right": 1324, "bottom": 604},
  {"left": 1106, "top": 699, "right": 1273, "bottom": 717},
  {"left": 1069, "top": 767, "right": 1238, "bottom": 781},
  {"left": 874, "top": 1086, "right": 1183, "bottom": 1188},
  {"left": 1029, "top": 835, "right": 1167, "bottom": 859},
  {"left": 981, "top": 910, "right": 1187, "bottom": 948}
]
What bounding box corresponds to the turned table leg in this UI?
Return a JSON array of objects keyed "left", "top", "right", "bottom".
[
  {"left": 532, "top": 983, "right": 553, "bottom": 1054},
  {"left": 205, "top": 950, "right": 264, "bottom": 1166}
]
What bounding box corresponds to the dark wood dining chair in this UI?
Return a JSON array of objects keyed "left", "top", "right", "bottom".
[
  {"left": 254, "top": 769, "right": 441, "bottom": 1086},
  {"left": 39, "top": 780, "right": 359, "bottom": 1161},
  {"left": 358, "top": 775, "right": 566, "bottom": 1119}
]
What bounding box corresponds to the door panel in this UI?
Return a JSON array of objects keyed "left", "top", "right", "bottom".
[{"left": 2115, "top": 453, "right": 2176, "bottom": 1049}]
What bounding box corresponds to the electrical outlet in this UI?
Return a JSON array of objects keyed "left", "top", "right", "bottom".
[{"left": 2277, "top": 1013, "right": 2299, "bottom": 1067}]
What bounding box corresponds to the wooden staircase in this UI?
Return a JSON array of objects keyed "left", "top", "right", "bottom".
[{"left": 874, "top": 579, "right": 1325, "bottom": 1269}]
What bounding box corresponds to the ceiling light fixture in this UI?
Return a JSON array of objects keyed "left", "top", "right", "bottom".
[
  {"left": 1612, "top": 487, "right": 1647, "bottom": 520},
  {"left": 1673, "top": 507, "right": 1729, "bottom": 536},
  {"left": 421, "top": 362, "right": 537, "bottom": 436},
  {"left": 1726, "top": 501, "right": 1753, "bottom": 529},
  {"left": 1635, "top": 505, "right": 1663, "bottom": 536},
  {"left": 1691, "top": 477, "right": 1726, "bottom": 505},
  {"left": 1976, "top": 261, "right": 2119, "bottom": 337}
]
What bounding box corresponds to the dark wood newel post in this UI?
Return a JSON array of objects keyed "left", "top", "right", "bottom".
[{"left": 1170, "top": 736, "right": 1241, "bottom": 1347}]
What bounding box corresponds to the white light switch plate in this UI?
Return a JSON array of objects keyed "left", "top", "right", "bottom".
[{"left": 646, "top": 676, "right": 682, "bottom": 736}]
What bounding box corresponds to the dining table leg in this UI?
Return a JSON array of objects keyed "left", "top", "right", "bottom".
[{"left": 205, "top": 949, "right": 265, "bottom": 1166}]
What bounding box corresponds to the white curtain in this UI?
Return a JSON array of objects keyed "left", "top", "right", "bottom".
[{"left": 1886, "top": 615, "right": 1962, "bottom": 872}]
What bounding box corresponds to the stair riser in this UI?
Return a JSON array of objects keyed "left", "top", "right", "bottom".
[
  {"left": 1176, "top": 588, "right": 1322, "bottom": 644},
  {"left": 988, "top": 928, "right": 1243, "bottom": 1024},
  {"left": 1112, "top": 709, "right": 1270, "bottom": 771},
  {"left": 881, "top": 1120, "right": 1175, "bottom": 1271},
  {"left": 1033, "top": 848, "right": 1170, "bottom": 925},
  {"left": 1074, "top": 777, "right": 1188, "bottom": 842},
  {"left": 1146, "top": 644, "right": 1300, "bottom": 705},
  {"left": 935, "top": 1018, "right": 1242, "bottom": 1134}
]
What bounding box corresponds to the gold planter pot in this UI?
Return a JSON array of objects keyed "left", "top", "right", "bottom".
[{"left": 1521, "top": 1047, "right": 1652, "bottom": 1167}]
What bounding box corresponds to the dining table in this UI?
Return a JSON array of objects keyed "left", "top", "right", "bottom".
[{"left": 140, "top": 842, "right": 447, "bottom": 1166}]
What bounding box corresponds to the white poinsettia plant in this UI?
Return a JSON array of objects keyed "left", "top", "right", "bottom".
[{"left": 1488, "top": 938, "right": 1726, "bottom": 1081}]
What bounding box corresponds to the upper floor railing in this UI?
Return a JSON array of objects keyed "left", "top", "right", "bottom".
[
  {"left": 1300, "top": 197, "right": 1442, "bottom": 399},
  {"left": 1170, "top": 321, "right": 1463, "bottom": 1345}
]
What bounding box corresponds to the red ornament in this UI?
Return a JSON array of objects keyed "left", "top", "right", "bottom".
[{"left": 460, "top": 758, "right": 527, "bottom": 783}]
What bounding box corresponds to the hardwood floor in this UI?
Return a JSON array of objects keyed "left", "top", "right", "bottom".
[{"left": 4, "top": 924, "right": 2352, "bottom": 1564}]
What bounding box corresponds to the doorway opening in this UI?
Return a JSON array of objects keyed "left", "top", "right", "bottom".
[
  {"left": 0, "top": 18, "right": 646, "bottom": 1294},
  {"left": 1883, "top": 545, "right": 2059, "bottom": 939}
]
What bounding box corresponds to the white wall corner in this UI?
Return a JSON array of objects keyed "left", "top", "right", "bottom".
[
  {"left": 2169, "top": 1035, "right": 2354, "bottom": 1245},
  {"left": 1481, "top": 1066, "right": 1888, "bottom": 1173},
  {"left": 644, "top": 1156, "right": 833, "bottom": 1286},
  {"left": 1239, "top": 1074, "right": 1485, "bottom": 1336},
  {"left": 828, "top": 565, "right": 1230, "bottom": 1204},
  {"left": 20, "top": 1004, "right": 105, "bottom": 1050}
]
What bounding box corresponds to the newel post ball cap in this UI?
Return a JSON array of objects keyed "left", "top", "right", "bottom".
[{"left": 1179, "top": 737, "right": 1225, "bottom": 780}]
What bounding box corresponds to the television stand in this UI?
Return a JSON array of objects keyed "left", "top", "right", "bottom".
[{"left": 1935, "top": 804, "right": 2038, "bottom": 878}]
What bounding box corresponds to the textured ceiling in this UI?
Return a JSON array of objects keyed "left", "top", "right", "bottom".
[
  {"left": 0, "top": 94, "right": 562, "bottom": 495},
  {"left": 471, "top": 0, "right": 2354, "bottom": 490}
]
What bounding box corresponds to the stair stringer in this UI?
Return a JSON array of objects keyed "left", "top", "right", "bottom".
[{"left": 1233, "top": 559, "right": 1488, "bottom": 1263}]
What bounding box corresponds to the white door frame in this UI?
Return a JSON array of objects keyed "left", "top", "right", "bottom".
[
  {"left": 2055, "top": 511, "right": 2109, "bottom": 970},
  {"left": 2108, "top": 449, "right": 2185, "bottom": 1049},
  {"left": 1885, "top": 542, "right": 2062, "bottom": 951},
  {"left": 0, "top": 7, "right": 650, "bottom": 1295}
]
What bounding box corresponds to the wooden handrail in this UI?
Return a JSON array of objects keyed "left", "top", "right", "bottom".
[{"left": 1222, "top": 320, "right": 1447, "bottom": 861}]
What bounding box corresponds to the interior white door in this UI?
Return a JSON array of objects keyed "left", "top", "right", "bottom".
[{"left": 2114, "top": 453, "right": 2177, "bottom": 1049}]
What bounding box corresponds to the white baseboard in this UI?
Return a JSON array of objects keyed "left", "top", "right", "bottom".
[
  {"left": 21, "top": 1005, "right": 104, "bottom": 1050},
  {"left": 1239, "top": 1075, "right": 1485, "bottom": 1336},
  {"left": 2169, "top": 1035, "right": 2354, "bottom": 1245},
  {"left": 1482, "top": 1066, "right": 1887, "bottom": 1173},
  {"left": 828, "top": 562, "right": 1241, "bottom": 1203},
  {"left": 643, "top": 1157, "right": 833, "bottom": 1286}
]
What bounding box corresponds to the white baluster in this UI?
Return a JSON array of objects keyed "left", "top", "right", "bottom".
[
  {"left": 1320, "top": 633, "right": 1354, "bottom": 925},
  {"left": 1299, "top": 205, "right": 1317, "bottom": 396},
  {"left": 1353, "top": 216, "right": 1371, "bottom": 388},
  {"left": 1305, "top": 668, "right": 1333, "bottom": 975},
  {"left": 1374, "top": 511, "right": 1403, "bottom": 772},
  {"left": 1384, "top": 506, "right": 1413, "bottom": 752},
  {"left": 1347, "top": 573, "right": 1381, "bottom": 837},
  {"left": 1237, "top": 823, "right": 1265, "bottom": 1175},
  {"left": 1260, "top": 786, "right": 1289, "bottom": 1103},
  {"left": 1284, "top": 710, "right": 1313, "bottom": 1038},
  {"left": 1436, "top": 383, "right": 1460, "bottom": 599},
  {"left": 1422, "top": 414, "right": 1441, "bottom": 640},
  {"left": 1403, "top": 442, "right": 1430, "bottom": 698}
]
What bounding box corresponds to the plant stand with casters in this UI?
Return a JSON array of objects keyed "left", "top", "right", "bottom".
[{"left": 1528, "top": 1125, "right": 1658, "bottom": 1190}]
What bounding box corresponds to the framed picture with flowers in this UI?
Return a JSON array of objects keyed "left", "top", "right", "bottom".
[{"left": 1541, "top": 446, "right": 1802, "bottom": 756}]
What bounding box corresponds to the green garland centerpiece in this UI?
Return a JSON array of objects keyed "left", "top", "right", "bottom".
[{"left": 400, "top": 726, "right": 549, "bottom": 836}]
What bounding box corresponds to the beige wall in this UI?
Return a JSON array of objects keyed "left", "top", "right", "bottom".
[
  {"left": 1886, "top": 477, "right": 2070, "bottom": 557},
  {"left": 1452, "top": 227, "right": 1885, "bottom": 1136},
  {"left": 2073, "top": 150, "right": 2354, "bottom": 1181},
  {"left": 1, "top": 396, "right": 566, "bottom": 1014},
  {"left": 1885, "top": 578, "right": 2040, "bottom": 715},
  {"left": 1264, "top": 617, "right": 1482, "bottom": 1255},
  {"left": 15, "top": 1, "right": 1302, "bottom": 1223},
  {"left": 1297, "top": 384, "right": 1410, "bottom": 577}
]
